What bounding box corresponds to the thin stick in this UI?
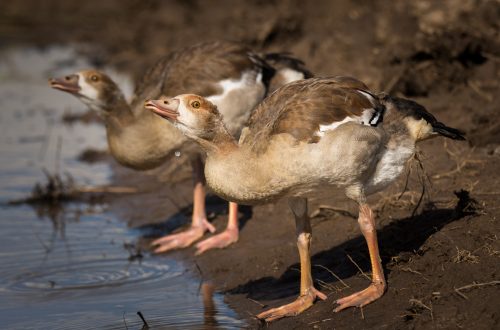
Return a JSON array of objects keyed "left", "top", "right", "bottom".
[
  {"left": 317, "top": 279, "right": 337, "bottom": 291},
  {"left": 399, "top": 267, "right": 430, "bottom": 281},
  {"left": 194, "top": 261, "right": 203, "bottom": 278},
  {"left": 455, "top": 280, "right": 500, "bottom": 292},
  {"left": 314, "top": 264, "right": 350, "bottom": 288},
  {"left": 308, "top": 318, "right": 333, "bottom": 325},
  {"left": 454, "top": 288, "right": 469, "bottom": 300},
  {"left": 76, "top": 185, "right": 137, "bottom": 193},
  {"left": 409, "top": 299, "right": 432, "bottom": 312},
  {"left": 314, "top": 205, "right": 357, "bottom": 218},
  {"left": 137, "top": 311, "right": 149, "bottom": 328},
  {"left": 345, "top": 253, "right": 371, "bottom": 281},
  {"left": 55, "top": 135, "right": 62, "bottom": 175},
  {"left": 397, "top": 165, "right": 412, "bottom": 200},
  {"left": 122, "top": 312, "right": 129, "bottom": 330},
  {"left": 247, "top": 297, "right": 267, "bottom": 308},
  {"left": 468, "top": 80, "right": 493, "bottom": 102}
]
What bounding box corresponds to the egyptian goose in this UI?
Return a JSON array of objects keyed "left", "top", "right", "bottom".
[
  {"left": 49, "top": 41, "right": 311, "bottom": 254},
  {"left": 145, "top": 76, "right": 465, "bottom": 321}
]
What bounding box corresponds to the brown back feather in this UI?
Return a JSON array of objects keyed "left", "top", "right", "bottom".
[
  {"left": 242, "top": 77, "right": 380, "bottom": 152},
  {"left": 131, "top": 41, "right": 257, "bottom": 110}
]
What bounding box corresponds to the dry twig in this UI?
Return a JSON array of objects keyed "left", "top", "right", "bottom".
[
  {"left": 247, "top": 297, "right": 267, "bottom": 308},
  {"left": 314, "top": 264, "right": 350, "bottom": 288},
  {"left": 345, "top": 253, "right": 371, "bottom": 281}
]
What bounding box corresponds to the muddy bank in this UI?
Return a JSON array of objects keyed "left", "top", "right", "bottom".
[{"left": 1, "top": 0, "right": 499, "bottom": 328}]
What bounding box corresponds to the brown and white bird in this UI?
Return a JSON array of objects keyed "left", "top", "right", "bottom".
[
  {"left": 145, "top": 76, "right": 465, "bottom": 322},
  {"left": 49, "top": 41, "right": 311, "bottom": 254}
]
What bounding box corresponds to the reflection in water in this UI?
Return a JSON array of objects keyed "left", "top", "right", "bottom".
[
  {"left": 202, "top": 282, "right": 219, "bottom": 328},
  {"left": 0, "top": 47, "right": 244, "bottom": 329}
]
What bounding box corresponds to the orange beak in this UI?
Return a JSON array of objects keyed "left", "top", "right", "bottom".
[
  {"left": 48, "top": 74, "right": 81, "bottom": 94},
  {"left": 145, "top": 98, "right": 180, "bottom": 121}
]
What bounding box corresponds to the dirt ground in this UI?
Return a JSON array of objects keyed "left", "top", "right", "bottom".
[{"left": 1, "top": 0, "right": 499, "bottom": 328}]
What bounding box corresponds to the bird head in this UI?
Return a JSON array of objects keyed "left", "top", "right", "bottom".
[
  {"left": 145, "top": 94, "right": 222, "bottom": 140},
  {"left": 49, "top": 70, "right": 124, "bottom": 117}
]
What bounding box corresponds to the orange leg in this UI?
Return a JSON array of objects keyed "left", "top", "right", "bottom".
[
  {"left": 334, "top": 204, "right": 386, "bottom": 312},
  {"left": 151, "top": 156, "right": 215, "bottom": 253},
  {"left": 257, "top": 198, "right": 326, "bottom": 322}
]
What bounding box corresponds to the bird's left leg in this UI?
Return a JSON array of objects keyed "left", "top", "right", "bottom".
[
  {"left": 151, "top": 156, "right": 215, "bottom": 253},
  {"left": 334, "top": 203, "right": 386, "bottom": 312},
  {"left": 257, "top": 197, "right": 326, "bottom": 322},
  {"left": 195, "top": 202, "right": 239, "bottom": 255}
]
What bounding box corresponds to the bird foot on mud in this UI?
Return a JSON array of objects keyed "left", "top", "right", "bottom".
[
  {"left": 334, "top": 282, "right": 385, "bottom": 312},
  {"left": 195, "top": 226, "right": 239, "bottom": 255},
  {"left": 256, "top": 287, "right": 327, "bottom": 322}
]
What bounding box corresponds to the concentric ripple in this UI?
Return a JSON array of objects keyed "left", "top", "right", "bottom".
[{"left": 9, "top": 259, "right": 179, "bottom": 292}]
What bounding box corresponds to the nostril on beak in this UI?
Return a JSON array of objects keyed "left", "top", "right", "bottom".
[
  {"left": 163, "top": 100, "right": 169, "bottom": 105},
  {"left": 65, "top": 76, "right": 71, "bottom": 81}
]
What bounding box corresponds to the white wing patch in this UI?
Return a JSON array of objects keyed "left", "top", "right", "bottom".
[
  {"left": 316, "top": 109, "right": 377, "bottom": 137},
  {"left": 206, "top": 70, "right": 266, "bottom": 136},
  {"left": 278, "top": 68, "right": 305, "bottom": 84},
  {"left": 317, "top": 116, "right": 358, "bottom": 137},
  {"left": 206, "top": 70, "right": 262, "bottom": 104}
]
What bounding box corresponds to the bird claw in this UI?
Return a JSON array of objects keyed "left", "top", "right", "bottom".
[
  {"left": 334, "top": 282, "right": 385, "bottom": 312},
  {"left": 195, "top": 227, "right": 239, "bottom": 255},
  {"left": 256, "top": 287, "right": 326, "bottom": 322},
  {"left": 151, "top": 218, "right": 214, "bottom": 253}
]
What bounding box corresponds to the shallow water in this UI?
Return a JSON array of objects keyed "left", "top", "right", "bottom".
[{"left": 0, "top": 47, "right": 243, "bottom": 329}]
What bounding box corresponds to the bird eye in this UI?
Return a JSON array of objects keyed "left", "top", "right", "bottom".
[
  {"left": 191, "top": 101, "right": 201, "bottom": 109},
  {"left": 90, "top": 75, "right": 99, "bottom": 82}
]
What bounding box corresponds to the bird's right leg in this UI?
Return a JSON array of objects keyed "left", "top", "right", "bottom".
[
  {"left": 151, "top": 155, "right": 215, "bottom": 253},
  {"left": 334, "top": 203, "right": 386, "bottom": 311},
  {"left": 257, "top": 197, "right": 326, "bottom": 322}
]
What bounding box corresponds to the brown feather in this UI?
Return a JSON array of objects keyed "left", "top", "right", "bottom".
[
  {"left": 243, "top": 77, "right": 381, "bottom": 152},
  {"left": 131, "top": 41, "right": 258, "bottom": 110}
]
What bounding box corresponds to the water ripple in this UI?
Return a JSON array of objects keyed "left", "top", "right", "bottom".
[{"left": 8, "top": 259, "right": 180, "bottom": 292}]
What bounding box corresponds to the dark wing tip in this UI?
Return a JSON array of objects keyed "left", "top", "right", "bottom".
[
  {"left": 263, "top": 52, "right": 313, "bottom": 78},
  {"left": 433, "top": 122, "right": 466, "bottom": 140}
]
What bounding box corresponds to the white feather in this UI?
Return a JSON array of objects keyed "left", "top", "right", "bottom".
[
  {"left": 78, "top": 73, "right": 99, "bottom": 100},
  {"left": 278, "top": 68, "right": 305, "bottom": 84},
  {"left": 206, "top": 71, "right": 262, "bottom": 103},
  {"left": 367, "top": 143, "right": 415, "bottom": 193},
  {"left": 206, "top": 70, "right": 265, "bottom": 136},
  {"left": 316, "top": 109, "right": 377, "bottom": 137}
]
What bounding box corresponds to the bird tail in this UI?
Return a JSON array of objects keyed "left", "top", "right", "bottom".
[
  {"left": 263, "top": 52, "right": 313, "bottom": 79},
  {"left": 263, "top": 52, "right": 313, "bottom": 93},
  {"left": 432, "top": 122, "right": 466, "bottom": 140}
]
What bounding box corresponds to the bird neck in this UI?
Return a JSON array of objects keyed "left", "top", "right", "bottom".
[
  {"left": 379, "top": 103, "right": 416, "bottom": 143},
  {"left": 189, "top": 120, "right": 239, "bottom": 156},
  {"left": 101, "top": 95, "right": 135, "bottom": 129}
]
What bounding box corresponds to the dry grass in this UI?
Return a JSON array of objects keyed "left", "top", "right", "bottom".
[{"left": 452, "top": 247, "right": 480, "bottom": 264}]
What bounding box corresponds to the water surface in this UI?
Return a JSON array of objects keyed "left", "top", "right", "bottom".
[{"left": 0, "top": 46, "right": 243, "bottom": 329}]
